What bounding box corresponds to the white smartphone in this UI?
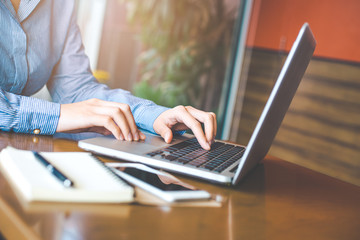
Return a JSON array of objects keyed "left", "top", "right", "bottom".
[{"left": 107, "top": 163, "right": 211, "bottom": 202}]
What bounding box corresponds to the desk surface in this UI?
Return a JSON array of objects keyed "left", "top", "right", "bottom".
[{"left": 0, "top": 132, "right": 359, "bottom": 240}]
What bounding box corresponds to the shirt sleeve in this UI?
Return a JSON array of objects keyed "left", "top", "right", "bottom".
[
  {"left": 46, "top": 3, "right": 168, "bottom": 133},
  {"left": 0, "top": 88, "right": 60, "bottom": 135}
]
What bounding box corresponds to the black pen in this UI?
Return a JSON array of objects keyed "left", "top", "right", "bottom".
[{"left": 32, "top": 151, "right": 74, "bottom": 188}]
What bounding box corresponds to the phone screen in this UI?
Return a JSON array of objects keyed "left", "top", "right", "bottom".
[{"left": 121, "top": 167, "right": 197, "bottom": 192}]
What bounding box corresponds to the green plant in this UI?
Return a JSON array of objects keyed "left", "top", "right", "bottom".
[{"left": 123, "top": 0, "right": 237, "bottom": 111}]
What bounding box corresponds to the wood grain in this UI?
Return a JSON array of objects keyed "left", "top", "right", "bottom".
[{"left": 0, "top": 133, "right": 359, "bottom": 240}]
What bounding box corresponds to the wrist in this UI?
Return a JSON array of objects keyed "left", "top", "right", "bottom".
[{"left": 135, "top": 105, "right": 169, "bottom": 134}]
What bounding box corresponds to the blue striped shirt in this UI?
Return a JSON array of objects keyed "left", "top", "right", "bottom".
[{"left": 0, "top": 0, "right": 168, "bottom": 135}]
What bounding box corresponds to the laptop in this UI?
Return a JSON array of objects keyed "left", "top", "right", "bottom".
[{"left": 79, "top": 23, "right": 316, "bottom": 185}]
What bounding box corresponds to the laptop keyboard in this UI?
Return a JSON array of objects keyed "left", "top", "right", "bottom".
[{"left": 146, "top": 138, "right": 245, "bottom": 173}]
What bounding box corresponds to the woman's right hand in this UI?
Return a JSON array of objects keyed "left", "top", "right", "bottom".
[{"left": 56, "top": 98, "right": 145, "bottom": 141}]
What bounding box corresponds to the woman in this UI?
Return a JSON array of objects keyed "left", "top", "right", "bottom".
[{"left": 0, "top": 0, "right": 216, "bottom": 150}]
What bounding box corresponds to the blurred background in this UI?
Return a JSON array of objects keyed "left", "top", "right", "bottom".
[{"left": 75, "top": 0, "right": 360, "bottom": 186}]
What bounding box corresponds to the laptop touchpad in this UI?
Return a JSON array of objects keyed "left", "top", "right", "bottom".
[{"left": 84, "top": 132, "right": 190, "bottom": 155}]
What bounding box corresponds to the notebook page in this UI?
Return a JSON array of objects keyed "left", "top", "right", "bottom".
[
  {"left": 42, "top": 152, "right": 129, "bottom": 191},
  {"left": 0, "top": 147, "right": 133, "bottom": 203}
]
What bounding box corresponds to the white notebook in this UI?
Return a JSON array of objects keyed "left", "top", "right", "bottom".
[{"left": 0, "top": 147, "right": 134, "bottom": 203}]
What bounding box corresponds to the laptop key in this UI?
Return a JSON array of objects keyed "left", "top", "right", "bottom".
[
  {"left": 214, "top": 160, "right": 237, "bottom": 173},
  {"left": 164, "top": 155, "right": 178, "bottom": 161},
  {"left": 207, "top": 142, "right": 221, "bottom": 150},
  {"left": 200, "top": 164, "right": 216, "bottom": 170},
  {"left": 213, "top": 151, "right": 244, "bottom": 173},
  {"left": 148, "top": 140, "right": 245, "bottom": 173},
  {"left": 174, "top": 157, "right": 192, "bottom": 164},
  {"left": 146, "top": 150, "right": 163, "bottom": 157},
  {"left": 171, "top": 138, "right": 197, "bottom": 150}
]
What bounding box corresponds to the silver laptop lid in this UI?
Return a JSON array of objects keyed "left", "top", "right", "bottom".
[{"left": 232, "top": 23, "right": 316, "bottom": 185}]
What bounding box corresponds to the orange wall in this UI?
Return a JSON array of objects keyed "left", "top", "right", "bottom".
[{"left": 246, "top": 0, "right": 360, "bottom": 63}]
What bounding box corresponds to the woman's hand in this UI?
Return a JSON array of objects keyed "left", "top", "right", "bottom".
[
  {"left": 56, "top": 98, "right": 145, "bottom": 141},
  {"left": 153, "top": 106, "right": 217, "bottom": 150}
]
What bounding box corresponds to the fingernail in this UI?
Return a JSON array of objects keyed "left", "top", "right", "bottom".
[
  {"left": 165, "top": 132, "right": 171, "bottom": 143},
  {"left": 205, "top": 142, "right": 211, "bottom": 150},
  {"left": 134, "top": 132, "right": 139, "bottom": 141},
  {"left": 140, "top": 132, "right": 146, "bottom": 140},
  {"left": 119, "top": 133, "right": 124, "bottom": 141},
  {"left": 127, "top": 133, "right": 133, "bottom": 141}
]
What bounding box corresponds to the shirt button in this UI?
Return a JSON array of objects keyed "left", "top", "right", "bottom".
[{"left": 33, "top": 129, "right": 41, "bottom": 135}]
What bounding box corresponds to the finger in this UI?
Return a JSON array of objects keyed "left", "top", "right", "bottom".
[
  {"left": 103, "top": 103, "right": 139, "bottom": 141},
  {"left": 110, "top": 108, "right": 133, "bottom": 141},
  {"left": 212, "top": 112, "right": 217, "bottom": 138},
  {"left": 90, "top": 99, "right": 139, "bottom": 141},
  {"left": 118, "top": 104, "right": 139, "bottom": 141},
  {"left": 175, "top": 107, "right": 210, "bottom": 150},
  {"left": 172, "top": 122, "right": 188, "bottom": 131},
  {"left": 185, "top": 106, "right": 216, "bottom": 144},
  {"left": 139, "top": 131, "right": 146, "bottom": 140},
  {"left": 154, "top": 119, "right": 174, "bottom": 143},
  {"left": 154, "top": 116, "right": 175, "bottom": 143},
  {"left": 92, "top": 106, "right": 132, "bottom": 141},
  {"left": 90, "top": 114, "right": 122, "bottom": 140}
]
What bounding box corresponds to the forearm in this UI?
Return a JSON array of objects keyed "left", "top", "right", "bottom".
[{"left": 50, "top": 77, "right": 168, "bottom": 133}]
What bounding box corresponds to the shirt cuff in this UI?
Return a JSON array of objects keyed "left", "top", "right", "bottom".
[
  {"left": 16, "top": 96, "right": 61, "bottom": 135},
  {"left": 134, "top": 105, "right": 169, "bottom": 134}
]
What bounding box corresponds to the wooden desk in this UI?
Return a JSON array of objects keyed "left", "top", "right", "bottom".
[{"left": 0, "top": 132, "right": 359, "bottom": 240}]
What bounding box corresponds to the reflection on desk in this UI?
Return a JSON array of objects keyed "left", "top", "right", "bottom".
[
  {"left": 53, "top": 132, "right": 105, "bottom": 141},
  {"left": 0, "top": 132, "right": 359, "bottom": 240},
  {"left": 0, "top": 132, "right": 54, "bottom": 152}
]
